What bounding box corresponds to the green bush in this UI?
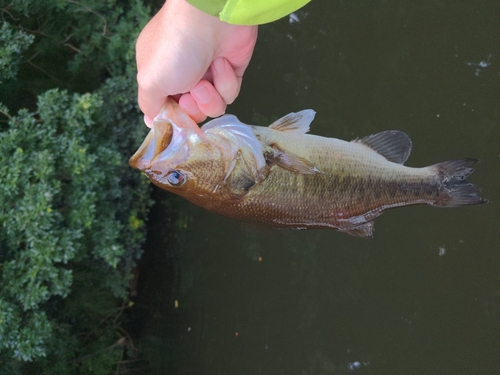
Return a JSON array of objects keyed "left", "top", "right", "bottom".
[
  {"left": 0, "top": 0, "right": 154, "bottom": 372},
  {"left": 0, "top": 22, "right": 34, "bottom": 82}
]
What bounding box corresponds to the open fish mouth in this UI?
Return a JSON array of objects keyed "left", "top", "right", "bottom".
[
  {"left": 130, "top": 98, "right": 196, "bottom": 172},
  {"left": 129, "top": 116, "right": 173, "bottom": 171}
]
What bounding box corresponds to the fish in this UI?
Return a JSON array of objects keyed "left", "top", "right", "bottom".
[{"left": 130, "top": 98, "right": 486, "bottom": 238}]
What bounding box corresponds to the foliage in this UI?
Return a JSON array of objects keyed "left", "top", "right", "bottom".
[
  {"left": 0, "top": 0, "right": 154, "bottom": 373},
  {"left": 0, "top": 22, "right": 34, "bottom": 82},
  {"left": 0, "top": 0, "right": 152, "bottom": 110}
]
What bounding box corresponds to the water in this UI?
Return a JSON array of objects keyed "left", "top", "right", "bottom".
[{"left": 134, "top": 1, "right": 500, "bottom": 374}]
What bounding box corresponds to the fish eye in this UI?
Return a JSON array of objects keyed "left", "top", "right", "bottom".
[{"left": 166, "top": 170, "right": 186, "bottom": 186}]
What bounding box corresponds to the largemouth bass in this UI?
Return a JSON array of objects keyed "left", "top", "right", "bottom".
[{"left": 130, "top": 98, "right": 485, "bottom": 238}]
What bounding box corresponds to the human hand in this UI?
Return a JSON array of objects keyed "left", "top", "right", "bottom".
[{"left": 136, "top": 0, "right": 258, "bottom": 125}]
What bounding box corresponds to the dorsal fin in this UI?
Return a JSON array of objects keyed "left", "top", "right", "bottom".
[
  {"left": 341, "top": 222, "right": 374, "bottom": 238},
  {"left": 268, "top": 110, "right": 316, "bottom": 134},
  {"left": 353, "top": 130, "right": 412, "bottom": 164}
]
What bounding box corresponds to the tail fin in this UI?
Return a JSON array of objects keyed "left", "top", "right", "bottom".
[{"left": 432, "top": 158, "right": 487, "bottom": 207}]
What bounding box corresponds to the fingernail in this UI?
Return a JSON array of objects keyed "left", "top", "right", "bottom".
[
  {"left": 192, "top": 84, "right": 210, "bottom": 104},
  {"left": 143, "top": 114, "right": 153, "bottom": 127},
  {"left": 179, "top": 95, "right": 200, "bottom": 115},
  {"left": 213, "top": 57, "right": 226, "bottom": 74}
]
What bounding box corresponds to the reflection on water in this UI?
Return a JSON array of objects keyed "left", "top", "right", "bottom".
[
  {"left": 134, "top": 1, "right": 500, "bottom": 374},
  {"left": 466, "top": 54, "right": 493, "bottom": 76}
]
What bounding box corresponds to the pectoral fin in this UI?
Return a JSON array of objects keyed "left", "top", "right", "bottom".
[{"left": 264, "top": 144, "right": 323, "bottom": 175}]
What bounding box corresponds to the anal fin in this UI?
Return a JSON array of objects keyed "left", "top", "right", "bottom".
[{"left": 354, "top": 130, "right": 412, "bottom": 164}]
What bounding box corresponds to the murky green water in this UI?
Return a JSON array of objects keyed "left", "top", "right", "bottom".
[{"left": 134, "top": 1, "right": 500, "bottom": 374}]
